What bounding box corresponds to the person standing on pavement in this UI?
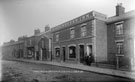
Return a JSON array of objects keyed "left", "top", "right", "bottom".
[{"left": 85, "top": 46, "right": 94, "bottom": 66}]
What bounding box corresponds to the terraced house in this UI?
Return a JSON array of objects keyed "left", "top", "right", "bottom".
[
  {"left": 24, "top": 27, "right": 52, "bottom": 61},
  {"left": 1, "top": 26, "right": 52, "bottom": 61},
  {"left": 2, "top": 39, "right": 25, "bottom": 59},
  {"left": 1, "top": 4, "right": 135, "bottom": 70},
  {"left": 107, "top": 4, "right": 135, "bottom": 68},
  {"left": 51, "top": 11, "right": 107, "bottom": 64},
  {"left": 51, "top": 4, "right": 135, "bottom": 68}
]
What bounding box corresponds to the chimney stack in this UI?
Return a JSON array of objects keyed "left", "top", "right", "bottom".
[
  {"left": 45, "top": 25, "right": 50, "bottom": 32},
  {"left": 34, "top": 29, "right": 40, "bottom": 35},
  {"left": 116, "top": 3, "right": 125, "bottom": 16}
]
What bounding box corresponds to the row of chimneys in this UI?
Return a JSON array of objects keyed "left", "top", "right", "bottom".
[
  {"left": 34, "top": 25, "right": 50, "bottom": 35},
  {"left": 17, "top": 25, "right": 50, "bottom": 41},
  {"left": 34, "top": 3, "right": 125, "bottom": 35}
]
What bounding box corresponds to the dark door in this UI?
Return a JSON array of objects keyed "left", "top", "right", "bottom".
[
  {"left": 42, "top": 48, "right": 47, "bottom": 60},
  {"left": 36, "top": 51, "right": 40, "bottom": 60},
  {"left": 62, "top": 47, "right": 66, "bottom": 62},
  {"left": 80, "top": 45, "right": 85, "bottom": 63}
]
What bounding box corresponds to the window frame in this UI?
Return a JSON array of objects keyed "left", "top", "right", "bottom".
[
  {"left": 81, "top": 25, "right": 87, "bottom": 37},
  {"left": 115, "top": 21, "right": 124, "bottom": 36},
  {"left": 70, "top": 27, "right": 75, "bottom": 39},
  {"left": 116, "top": 42, "right": 124, "bottom": 55},
  {"left": 68, "top": 44, "right": 76, "bottom": 59},
  {"left": 55, "top": 46, "right": 60, "bottom": 57},
  {"left": 55, "top": 32, "right": 59, "bottom": 42}
]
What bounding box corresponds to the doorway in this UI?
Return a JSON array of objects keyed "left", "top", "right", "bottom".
[
  {"left": 36, "top": 51, "right": 40, "bottom": 60},
  {"left": 86, "top": 45, "right": 92, "bottom": 56},
  {"left": 62, "top": 47, "right": 66, "bottom": 62},
  {"left": 79, "top": 45, "right": 85, "bottom": 63},
  {"left": 40, "top": 48, "right": 47, "bottom": 60}
]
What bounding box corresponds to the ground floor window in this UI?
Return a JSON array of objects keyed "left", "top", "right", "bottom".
[
  {"left": 55, "top": 48, "right": 60, "bottom": 57},
  {"left": 116, "top": 42, "right": 124, "bottom": 55},
  {"left": 69, "top": 46, "right": 76, "bottom": 58},
  {"left": 27, "top": 47, "right": 34, "bottom": 58},
  {"left": 28, "top": 49, "right": 32, "bottom": 55}
]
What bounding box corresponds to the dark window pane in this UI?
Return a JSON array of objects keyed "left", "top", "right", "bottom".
[{"left": 69, "top": 46, "right": 76, "bottom": 58}]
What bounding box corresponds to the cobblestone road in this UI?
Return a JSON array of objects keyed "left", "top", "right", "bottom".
[{"left": 1, "top": 60, "right": 134, "bottom": 82}]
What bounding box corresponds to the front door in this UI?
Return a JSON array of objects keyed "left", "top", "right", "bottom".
[
  {"left": 62, "top": 47, "right": 66, "bottom": 62},
  {"left": 80, "top": 45, "right": 85, "bottom": 63},
  {"left": 36, "top": 51, "right": 40, "bottom": 60},
  {"left": 42, "top": 48, "right": 47, "bottom": 60}
]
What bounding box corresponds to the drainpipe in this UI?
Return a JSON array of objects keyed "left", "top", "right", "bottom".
[
  {"left": 40, "top": 49, "right": 42, "bottom": 61},
  {"left": 116, "top": 54, "right": 119, "bottom": 69}
]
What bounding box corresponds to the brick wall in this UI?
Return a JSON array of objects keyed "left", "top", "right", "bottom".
[
  {"left": 107, "top": 18, "right": 135, "bottom": 66},
  {"left": 52, "top": 20, "right": 94, "bottom": 62},
  {"left": 96, "top": 19, "right": 107, "bottom": 62}
]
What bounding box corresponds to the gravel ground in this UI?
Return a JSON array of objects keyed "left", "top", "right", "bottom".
[{"left": 0, "top": 60, "right": 134, "bottom": 82}]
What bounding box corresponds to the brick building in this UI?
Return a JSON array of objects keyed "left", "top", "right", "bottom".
[
  {"left": 24, "top": 27, "right": 52, "bottom": 61},
  {"left": 106, "top": 4, "right": 135, "bottom": 68},
  {"left": 24, "top": 35, "right": 36, "bottom": 59},
  {"left": 51, "top": 11, "right": 107, "bottom": 64},
  {"left": 1, "top": 27, "right": 52, "bottom": 61},
  {"left": 51, "top": 4, "right": 135, "bottom": 69},
  {"left": 1, "top": 4, "right": 135, "bottom": 69},
  {"left": 34, "top": 29, "right": 52, "bottom": 61},
  {"left": 1, "top": 39, "right": 24, "bottom": 59}
]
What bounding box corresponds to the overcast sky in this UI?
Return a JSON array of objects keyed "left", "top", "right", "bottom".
[{"left": 0, "top": 0, "right": 135, "bottom": 45}]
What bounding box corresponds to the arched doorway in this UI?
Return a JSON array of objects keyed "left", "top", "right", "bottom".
[{"left": 38, "top": 37, "right": 48, "bottom": 61}]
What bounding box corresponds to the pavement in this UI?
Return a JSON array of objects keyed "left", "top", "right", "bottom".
[{"left": 6, "top": 58, "right": 135, "bottom": 80}]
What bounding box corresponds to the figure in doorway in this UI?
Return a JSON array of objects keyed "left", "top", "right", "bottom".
[
  {"left": 85, "top": 45, "right": 94, "bottom": 66},
  {"left": 85, "top": 53, "right": 94, "bottom": 66}
]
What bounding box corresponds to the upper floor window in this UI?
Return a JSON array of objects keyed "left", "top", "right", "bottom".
[
  {"left": 81, "top": 25, "right": 87, "bottom": 37},
  {"left": 70, "top": 28, "right": 75, "bottom": 39},
  {"left": 115, "top": 22, "right": 124, "bottom": 35},
  {"left": 116, "top": 42, "right": 124, "bottom": 55},
  {"left": 56, "top": 33, "right": 59, "bottom": 41}
]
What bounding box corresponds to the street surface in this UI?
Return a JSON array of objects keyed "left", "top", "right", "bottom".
[{"left": 1, "top": 60, "right": 134, "bottom": 82}]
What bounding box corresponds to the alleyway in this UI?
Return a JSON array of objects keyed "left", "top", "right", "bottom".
[{"left": 1, "top": 60, "right": 134, "bottom": 82}]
